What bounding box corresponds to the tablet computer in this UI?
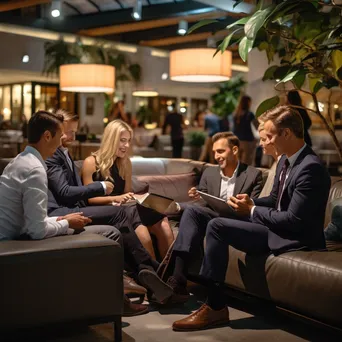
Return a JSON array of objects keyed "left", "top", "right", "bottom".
[{"left": 197, "top": 191, "right": 237, "bottom": 218}]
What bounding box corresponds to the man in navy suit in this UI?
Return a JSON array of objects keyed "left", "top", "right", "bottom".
[
  {"left": 46, "top": 109, "right": 174, "bottom": 309},
  {"left": 172, "top": 105, "right": 331, "bottom": 331}
]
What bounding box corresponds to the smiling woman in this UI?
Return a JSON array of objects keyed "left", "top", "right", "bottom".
[{"left": 81, "top": 119, "right": 175, "bottom": 260}]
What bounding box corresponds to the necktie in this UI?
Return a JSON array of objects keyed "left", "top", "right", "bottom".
[{"left": 276, "top": 158, "right": 290, "bottom": 209}]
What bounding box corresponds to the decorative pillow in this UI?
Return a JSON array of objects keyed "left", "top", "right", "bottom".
[{"left": 324, "top": 197, "right": 342, "bottom": 241}]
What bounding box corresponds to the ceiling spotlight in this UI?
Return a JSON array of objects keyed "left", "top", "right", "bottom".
[
  {"left": 161, "top": 73, "right": 168, "bottom": 80},
  {"left": 178, "top": 20, "right": 188, "bottom": 36},
  {"left": 132, "top": 0, "right": 142, "bottom": 21},
  {"left": 22, "top": 55, "right": 29, "bottom": 63},
  {"left": 51, "top": 0, "right": 62, "bottom": 18}
]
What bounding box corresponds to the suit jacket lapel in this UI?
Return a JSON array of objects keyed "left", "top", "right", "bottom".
[
  {"left": 284, "top": 145, "right": 311, "bottom": 189},
  {"left": 57, "top": 147, "right": 79, "bottom": 185},
  {"left": 212, "top": 167, "right": 221, "bottom": 197},
  {"left": 233, "top": 163, "right": 248, "bottom": 196}
]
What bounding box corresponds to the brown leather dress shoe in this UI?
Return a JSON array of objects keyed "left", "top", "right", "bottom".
[
  {"left": 124, "top": 274, "right": 147, "bottom": 296},
  {"left": 172, "top": 304, "right": 230, "bottom": 331},
  {"left": 123, "top": 295, "right": 149, "bottom": 317}
]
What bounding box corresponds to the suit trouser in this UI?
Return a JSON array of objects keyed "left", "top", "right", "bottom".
[
  {"left": 50, "top": 205, "right": 152, "bottom": 270},
  {"left": 173, "top": 206, "right": 219, "bottom": 255},
  {"left": 200, "top": 217, "right": 270, "bottom": 283},
  {"left": 172, "top": 138, "right": 184, "bottom": 158},
  {"left": 78, "top": 225, "right": 123, "bottom": 247}
]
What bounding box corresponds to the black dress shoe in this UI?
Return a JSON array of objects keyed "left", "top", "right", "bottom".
[
  {"left": 138, "top": 269, "right": 173, "bottom": 304},
  {"left": 165, "top": 276, "right": 190, "bottom": 305},
  {"left": 123, "top": 295, "right": 149, "bottom": 317}
]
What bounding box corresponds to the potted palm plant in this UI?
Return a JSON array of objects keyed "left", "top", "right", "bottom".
[{"left": 187, "top": 130, "right": 207, "bottom": 160}]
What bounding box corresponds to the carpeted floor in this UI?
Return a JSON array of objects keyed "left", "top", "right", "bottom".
[{"left": 14, "top": 292, "right": 340, "bottom": 342}]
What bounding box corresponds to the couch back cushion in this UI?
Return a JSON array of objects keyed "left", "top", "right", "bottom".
[{"left": 136, "top": 173, "right": 198, "bottom": 202}]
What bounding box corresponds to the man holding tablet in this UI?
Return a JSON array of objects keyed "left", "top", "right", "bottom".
[{"left": 165, "top": 132, "right": 263, "bottom": 304}]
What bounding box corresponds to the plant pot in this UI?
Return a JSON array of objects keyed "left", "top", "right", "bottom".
[{"left": 190, "top": 146, "right": 202, "bottom": 161}]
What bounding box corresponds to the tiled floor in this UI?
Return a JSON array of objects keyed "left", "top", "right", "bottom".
[{"left": 14, "top": 293, "right": 340, "bottom": 342}]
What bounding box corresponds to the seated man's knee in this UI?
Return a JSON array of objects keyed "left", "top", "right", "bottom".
[{"left": 207, "top": 218, "right": 226, "bottom": 235}]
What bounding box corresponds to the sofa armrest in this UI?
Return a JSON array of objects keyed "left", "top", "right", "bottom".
[{"left": 0, "top": 234, "right": 123, "bottom": 330}]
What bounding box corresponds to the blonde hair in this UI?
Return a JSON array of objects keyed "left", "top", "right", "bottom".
[
  {"left": 54, "top": 109, "right": 79, "bottom": 122},
  {"left": 92, "top": 120, "right": 133, "bottom": 181},
  {"left": 258, "top": 121, "right": 265, "bottom": 132}
]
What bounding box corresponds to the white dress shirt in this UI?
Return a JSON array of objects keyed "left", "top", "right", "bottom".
[
  {"left": 219, "top": 162, "right": 239, "bottom": 201},
  {"left": 251, "top": 144, "right": 307, "bottom": 217},
  {"left": 0, "top": 146, "right": 72, "bottom": 241}
]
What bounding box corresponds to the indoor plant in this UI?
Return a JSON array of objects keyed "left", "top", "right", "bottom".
[
  {"left": 189, "top": 0, "right": 342, "bottom": 160},
  {"left": 187, "top": 130, "right": 207, "bottom": 160}
]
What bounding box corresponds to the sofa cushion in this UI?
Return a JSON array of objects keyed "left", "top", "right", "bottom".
[
  {"left": 222, "top": 247, "right": 342, "bottom": 327},
  {"left": 136, "top": 172, "right": 197, "bottom": 202},
  {"left": 132, "top": 176, "right": 149, "bottom": 194}
]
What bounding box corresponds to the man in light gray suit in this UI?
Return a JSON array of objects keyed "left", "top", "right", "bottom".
[{"left": 165, "top": 132, "right": 263, "bottom": 304}]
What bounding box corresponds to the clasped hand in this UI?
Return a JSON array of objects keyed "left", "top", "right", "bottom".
[
  {"left": 57, "top": 212, "right": 92, "bottom": 229},
  {"left": 227, "top": 194, "right": 254, "bottom": 216}
]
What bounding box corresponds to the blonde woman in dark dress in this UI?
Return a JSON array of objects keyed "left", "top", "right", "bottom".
[{"left": 82, "top": 120, "right": 174, "bottom": 260}]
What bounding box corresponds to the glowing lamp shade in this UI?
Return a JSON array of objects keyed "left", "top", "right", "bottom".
[
  {"left": 170, "top": 48, "right": 232, "bottom": 82},
  {"left": 132, "top": 90, "right": 159, "bottom": 97},
  {"left": 60, "top": 64, "right": 115, "bottom": 92}
]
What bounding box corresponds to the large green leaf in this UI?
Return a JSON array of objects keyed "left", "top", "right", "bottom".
[
  {"left": 262, "top": 65, "right": 278, "bottom": 81},
  {"left": 309, "top": 75, "right": 323, "bottom": 93},
  {"left": 187, "top": 19, "right": 218, "bottom": 35},
  {"left": 256, "top": 96, "right": 280, "bottom": 117},
  {"left": 227, "top": 17, "right": 249, "bottom": 30},
  {"left": 292, "top": 70, "right": 306, "bottom": 89},
  {"left": 337, "top": 67, "right": 342, "bottom": 81},
  {"left": 244, "top": 7, "right": 274, "bottom": 40},
  {"left": 323, "top": 77, "right": 339, "bottom": 89},
  {"left": 238, "top": 36, "right": 254, "bottom": 62},
  {"left": 331, "top": 50, "right": 342, "bottom": 79},
  {"left": 276, "top": 70, "right": 301, "bottom": 85},
  {"left": 218, "top": 28, "right": 242, "bottom": 54}
]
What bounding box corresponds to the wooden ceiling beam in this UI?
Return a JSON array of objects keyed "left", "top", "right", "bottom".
[
  {"left": 78, "top": 10, "right": 227, "bottom": 37},
  {"left": 140, "top": 29, "right": 236, "bottom": 47},
  {"left": 0, "top": 0, "right": 50, "bottom": 12}
]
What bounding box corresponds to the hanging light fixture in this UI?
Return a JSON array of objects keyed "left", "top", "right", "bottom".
[
  {"left": 170, "top": 48, "right": 232, "bottom": 82},
  {"left": 59, "top": 64, "right": 115, "bottom": 93},
  {"left": 132, "top": 88, "right": 159, "bottom": 97}
]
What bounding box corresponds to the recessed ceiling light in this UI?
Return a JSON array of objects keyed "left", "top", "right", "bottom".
[{"left": 22, "top": 55, "right": 29, "bottom": 63}]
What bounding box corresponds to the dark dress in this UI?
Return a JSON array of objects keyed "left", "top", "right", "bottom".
[
  {"left": 162, "top": 113, "right": 184, "bottom": 158},
  {"left": 93, "top": 162, "right": 165, "bottom": 227},
  {"left": 233, "top": 111, "right": 255, "bottom": 142}
]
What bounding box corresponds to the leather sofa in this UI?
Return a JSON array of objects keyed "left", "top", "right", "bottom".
[
  {"left": 128, "top": 158, "right": 342, "bottom": 331},
  {"left": 1, "top": 157, "right": 342, "bottom": 333},
  {"left": 0, "top": 157, "right": 124, "bottom": 340}
]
